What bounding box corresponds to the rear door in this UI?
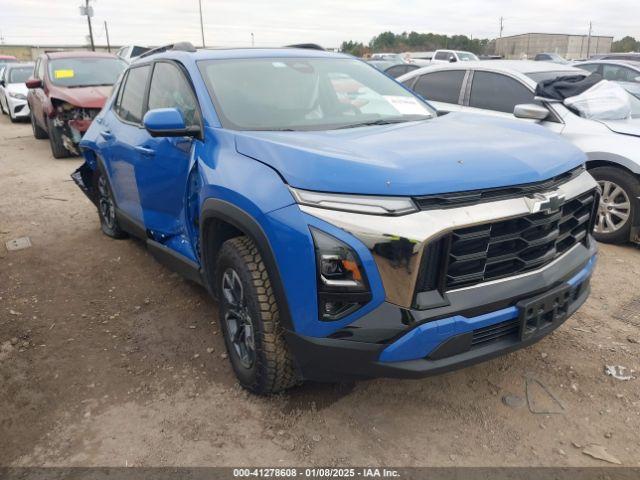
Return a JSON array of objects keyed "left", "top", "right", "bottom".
[
  {"left": 464, "top": 70, "right": 564, "bottom": 133},
  {"left": 403, "top": 69, "right": 467, "bottom": 113},
  {"left": 106, "top": 64, "right": 152, "bottom": 223},
  {"left": 134, "top": 60, "right": 203, "bottom": 252}
]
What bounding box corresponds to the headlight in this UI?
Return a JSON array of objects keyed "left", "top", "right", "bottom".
[
  {"left": 311, "top": 227, "right": 371, "bottom": 321},
  {"left": 8, "top": 92, "right": 27, "bottom": 100},
  {"left": 290, "top": 187, "right": 417, "bottom": 216}
]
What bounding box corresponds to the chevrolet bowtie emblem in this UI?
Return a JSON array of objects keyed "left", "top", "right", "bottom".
[{"left": 525, "top": 192, "right": 565, "bottom": 214}]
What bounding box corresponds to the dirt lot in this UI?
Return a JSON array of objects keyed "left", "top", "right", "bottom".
[{"left": 1, "top": 114, "right": 639, "bottom": 467}]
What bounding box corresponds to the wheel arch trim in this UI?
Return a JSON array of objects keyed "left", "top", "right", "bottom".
[{"left": 200, "top": 198, "right": 294, "bottom": 331}]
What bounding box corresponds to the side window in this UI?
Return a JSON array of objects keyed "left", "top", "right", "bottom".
[
  {"left": 147, "top": 62, "right": 200, "bottom": 127},
  {"left": 117, "top": 65, "right": 151, "bottom": 124},
  {"left": 603, "top": 65, "right": 639, "bottom": 83},
  {"left": 579, "top": 64, "right": 600, "bottom": 74},
  {"left": 434, "top": 51, "right": 449, "bottom": 61},
  {"left": 412, "top": 70, "right": 466, "bottom": 104},
  {"left": 469, "top": 71, "right": 535, "bottom": 113}
]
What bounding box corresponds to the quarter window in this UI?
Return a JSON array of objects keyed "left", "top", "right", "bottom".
[
  {"left": 147, "top": 62, "right": 200, "bottom": 127},
  {"left": 412, "top": 70, "right": 466, "bottom": 104},
  {"left": 469, "top": 71, "right": 535, "bottom": 113},
  {"left": 117, "top": 65, "right": 150, "bottom": 124}
]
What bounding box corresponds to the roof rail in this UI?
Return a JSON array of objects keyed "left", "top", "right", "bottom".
[
  {"left": 285, "top": 43, "right": 325, "bottom": 51},
  {"left": 137, "top": 41, "right": 197, "bottom": 59}
]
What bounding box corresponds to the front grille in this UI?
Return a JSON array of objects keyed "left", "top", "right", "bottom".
[
  {"left": 471, "top": 320, "right": 519, "bottom": 347},
  {"left": 445, "top": 190, "right": 597, "bottom": 290}
]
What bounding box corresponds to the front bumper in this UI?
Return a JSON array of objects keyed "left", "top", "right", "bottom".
[
  {"left": 7, "top": 96, "right": 29, "bottom": 118},
  {"left": 286, "top": 242, "right": 596, "bottom": 382}
]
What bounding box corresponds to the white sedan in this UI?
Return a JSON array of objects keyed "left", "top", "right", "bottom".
[
  {"left": 398, "top": 60, "right": 640, "bottom": 245},
  {"left": 0, "top": 62, "right": 33, "bottom": 122}
]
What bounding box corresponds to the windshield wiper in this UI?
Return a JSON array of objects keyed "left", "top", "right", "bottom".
[{"left": 334, "top": 117, "right": 429, "bottom": 130}]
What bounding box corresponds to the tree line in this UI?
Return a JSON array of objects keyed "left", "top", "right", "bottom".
[
  {"left": 341, "top": 31, "right": 491, "bottom": 57},
  {"left": 612, "top": 36, "right": 640, "bottom": 52},
  {"left": 341, "top": 31, "right": 639, "bottom": 57}
]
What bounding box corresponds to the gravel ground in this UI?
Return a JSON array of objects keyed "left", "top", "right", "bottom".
[{"left": 1, "top": 114, "right": 639, "bottom": 467}]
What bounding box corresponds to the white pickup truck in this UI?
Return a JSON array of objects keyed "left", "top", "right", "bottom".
[{"left": 431, "top": 49, "right": 479, "bottom": 64}]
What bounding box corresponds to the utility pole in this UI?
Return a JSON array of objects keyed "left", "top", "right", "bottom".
[
  {"left": 251, "top": 32, "right": 254, "bottom": 47},
  {"left": 80, "top": 0, "right": 95, "bottom": 51},
  {"left": 198, "top": 0, "right": 205, "bottom": 48},
  {"left": 104, "top": 20, "right": 111, "bottom": 53},
  {"left": 499, "top": 16, "right": 504, "bottom": 38},
  {"left": 586, "top": 21, "right": 592, "bottom": 59}
]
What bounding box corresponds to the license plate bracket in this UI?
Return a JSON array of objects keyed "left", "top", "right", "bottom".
[{"left": 517, "top": 284, "right": 572, "bottom": 341}]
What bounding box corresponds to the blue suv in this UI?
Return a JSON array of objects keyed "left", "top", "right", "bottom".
[{"left": 73, "top": 43, "right": 599, "bottom": 394}]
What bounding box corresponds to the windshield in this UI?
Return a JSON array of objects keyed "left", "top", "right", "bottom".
[
  {"left": 48, "top": 57, "right": 126, "bottom": 87},
  {"left": 9, "top": 67, "right": 33, "bottom": 83},
  {"left": 458, "top": 52, "right": 479, "bottom": 61},
  {"left": 198, "top": 57, "right": 434, "bottom": 131}
]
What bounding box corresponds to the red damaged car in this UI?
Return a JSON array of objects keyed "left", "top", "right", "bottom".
[{"left": 26, "top": 51, "right": 126, "bottom": 158}]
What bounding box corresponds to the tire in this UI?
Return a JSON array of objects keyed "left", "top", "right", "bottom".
[
  {"left": 95, "top": 164, "right": 127, "bottom": 239},
  {"left": 9, "top": 109, "right": 17, "bottom": 123},
  {"left": 0, "top": 96, "right": 6, "bottom": 115},
  {"left": 31, "top": 111, "right": 48, "bottom": 139},
  {"left": 216, "top": 236, "right": 299, "bottom": 394},
  {"left": 46, "top": 116, "right": 72, "bottom": 158},
  {"left": 590, "top": 166, "right": 639, "bottom": 244}
]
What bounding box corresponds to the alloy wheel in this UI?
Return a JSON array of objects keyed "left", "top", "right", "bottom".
[
  {"left": 595, "top": 180, "right": 631, "bottom": 234},
  {"left": 97, "top": 175, "right": 116, "bottom": 230},
  {"left": 221, "top": 268, "right": 256, "bottom": 369}
]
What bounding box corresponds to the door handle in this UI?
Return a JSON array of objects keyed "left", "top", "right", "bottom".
[
  {"left": 135, "top": 145, "right": 155, "bottom": 156},
  {"left": 100, "top": 130, "right": 113, "bottom": 139}
]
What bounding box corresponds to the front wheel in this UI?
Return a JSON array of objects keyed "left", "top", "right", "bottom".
[
  {"left": 216, "top": 236, "right": 299, "bottom": 394},
  {"left": 31, "top": 111, "right": 48, "bottom": 139},
  {"left": 95, "top": 165, "right": 127, "bottom": 239},
  {"left": 590, "top": 166, "right": 639, "bottom": 244},
  {"left": 46, "top": 116, "right": 72, "bottom": 158}
]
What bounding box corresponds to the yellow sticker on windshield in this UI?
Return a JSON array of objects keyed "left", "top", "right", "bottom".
[{"left": 54, "top": 69, "right": 75, "bottom": 79}]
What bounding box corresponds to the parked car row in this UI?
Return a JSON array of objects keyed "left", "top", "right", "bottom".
[{"left": 0, "top": 43, "right": 633, "bottom": 395}]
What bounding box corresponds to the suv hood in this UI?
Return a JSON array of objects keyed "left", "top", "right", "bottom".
[
  {"left": 235, "top": 112, "right": 586, "bottom": 196},
  {"left": 48, "top": 84, "right": 113, "bottom": 109},
  {"left": 599, "top": 118, "right": 640, "bottom": 138}
]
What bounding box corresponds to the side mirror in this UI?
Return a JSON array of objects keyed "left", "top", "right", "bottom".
[
  {"left": 0, "top": 80, "right": 5, "bottom": 87},
  {"left": 25, "top": 78, "right": 42, "bottom": 89},
  {"left": 143, "top": 108, "right": 200, "bottom": 138},
  {"left": 513, "top": 103, "right": 549, "bottom": 120},
  {"left": 449, "top": 57, "right": 457, "bottom": 63}
]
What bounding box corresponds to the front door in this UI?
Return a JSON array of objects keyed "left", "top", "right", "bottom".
[{"left": 134, "top": 61, "right": 203, "bottom": 259}]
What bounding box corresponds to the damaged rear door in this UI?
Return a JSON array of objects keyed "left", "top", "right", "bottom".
[{"left": 107, "top": 64, "right": 152, "bottom": 224}]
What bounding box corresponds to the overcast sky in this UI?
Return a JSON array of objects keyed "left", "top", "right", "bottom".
[{"left": 1, "top": 0, "right": 638, "bottom": 48}]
